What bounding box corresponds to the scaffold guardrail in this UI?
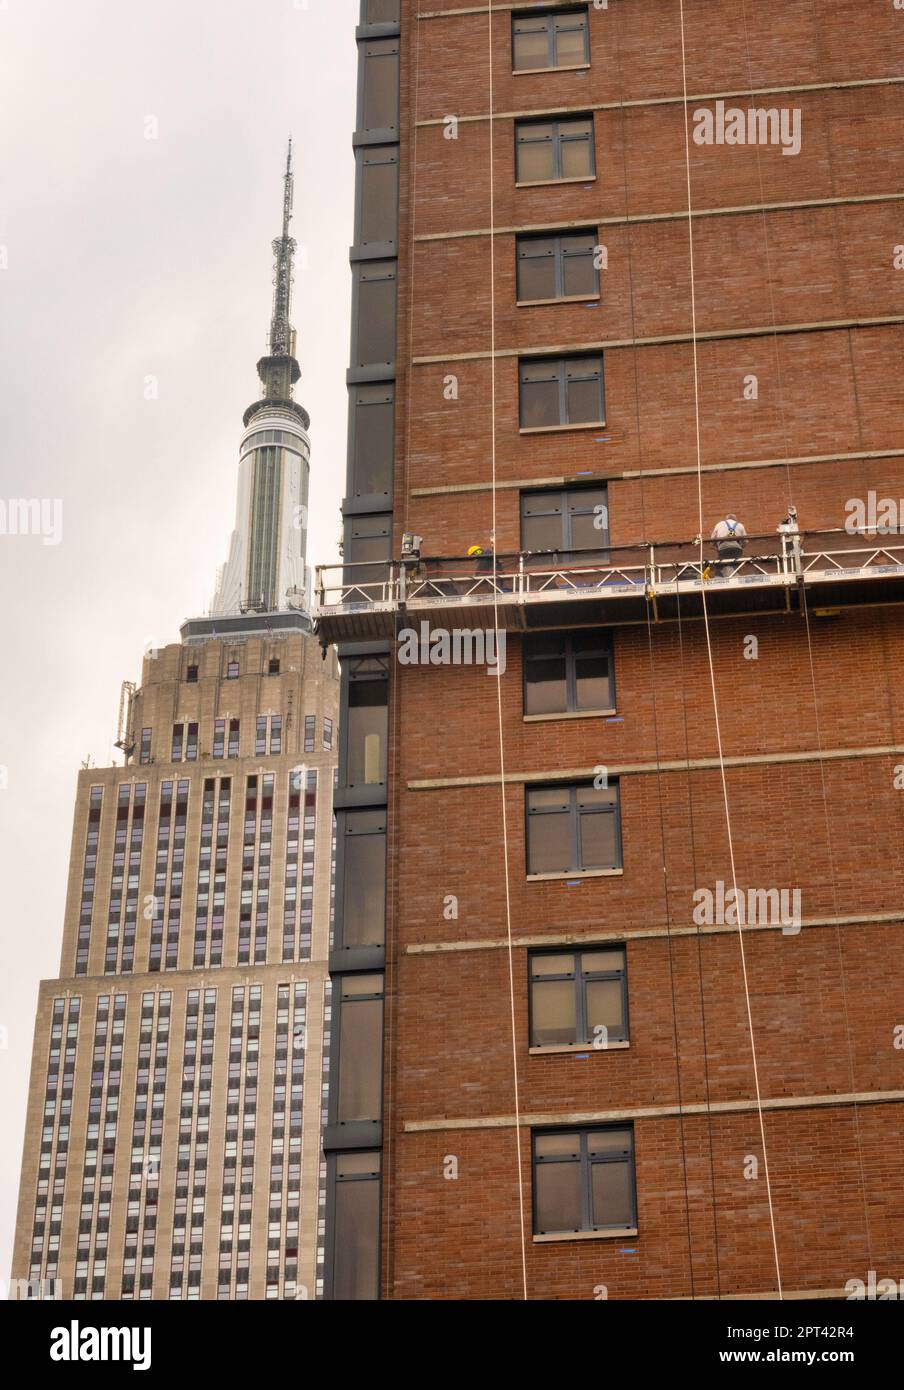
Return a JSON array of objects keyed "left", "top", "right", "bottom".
[{"left": 315, "top": 530, "right": 904, "bottom": 625}]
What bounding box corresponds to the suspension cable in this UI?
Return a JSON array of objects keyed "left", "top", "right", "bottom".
[{"left": 677, "top": 0, "right": 784, "bottom": 1297}]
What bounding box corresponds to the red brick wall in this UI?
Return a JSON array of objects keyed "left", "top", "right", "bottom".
[{"left": 382, "top": 0, "right": 904, "bottom": 1298}]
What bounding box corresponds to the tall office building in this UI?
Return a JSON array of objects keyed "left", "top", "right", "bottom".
[
  {"left": 12, "top": 150, "right": 339, "bottom": 1300},
  {"left": 318, "top": 1, "right": 904, "bottom": 1298}
]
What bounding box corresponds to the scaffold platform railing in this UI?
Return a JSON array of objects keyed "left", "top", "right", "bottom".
[{"left": 314, "top": 530, "right": 904, "bottom": 644}]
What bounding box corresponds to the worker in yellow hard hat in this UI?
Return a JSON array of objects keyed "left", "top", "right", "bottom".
[{"left": 468, "top": 542, "right": 494, "bottom": 579}]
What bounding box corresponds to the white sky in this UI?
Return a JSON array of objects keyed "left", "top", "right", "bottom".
[{"left": 0, "top": 0, "right": 357, "bottom": 1278}]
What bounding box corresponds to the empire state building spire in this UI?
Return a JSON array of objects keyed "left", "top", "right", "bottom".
[
  {"left": 208, "top": 143, "right": 313, "bottom": 622},
  {"left": 246, "top": 139, "right": 306, "bottom": 424}
]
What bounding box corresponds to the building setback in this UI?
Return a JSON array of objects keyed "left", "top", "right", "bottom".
[
  {"left": 12, "top": 152, "right": 340, "bottom": 1300},
  {"left": 319, "top": 1, "right": 904, "bottom": 1298}
]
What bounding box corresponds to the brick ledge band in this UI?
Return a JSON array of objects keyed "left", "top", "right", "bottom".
[
  {"left": 408, "top": 743, "right": 904, "bottom": 791},
  {"left": 411, "top": 314, "right": 904, "bottom": 366},
  {"left": 409, "top": 447, "right": 904, "bottom": 496},
  {"left": 404, "top": 912, "right": 904, "bottom": 957},
  {"left": 415, "top": 191, "right": 904, "bottom": 243},
  {"left": 413, "top": 74, "right": 904, "bottom": 122},
  {"left": 402, "top": 1089, "right": 904, "bottom": 1134}
]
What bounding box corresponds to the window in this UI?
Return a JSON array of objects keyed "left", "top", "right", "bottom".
[
  {"left": 269, "top": 716, "right": 282, "bottom": 755},
  {"left": 519, "top": 356, "right": 604, "bottom": 430},
  {"left": 526, "top": 782, "right": 621, "bottom": 875},
  {"left": 227, "top": 661, "right": 239, "bottom": 681},
  {"left": 268, "top": 659, "right": 280, "bottom": 676},
  {"left": 345, "top": 656, "right": 389, "bottom": 787},
  {"left": 331, "top": 1151, "right": 380, "bottom": 1301},
  {"left": 356, "top": 146, "right": 399, "bottom": 249},
  {"left": 521, "top": 486, "right": 609, "bottom": 558},
  {"left": 524, "top": 631, "right": 614, "bottom": 715},
  {"left": 336, "top": 975, "right": 384, "bottom": 1125},
  {"left": 354, "top": 260, "right": 397, "bottom": 369},
  {"left": 323, "top": 717, "right": 334, "bottom": 752},
  {"left": 186, "top": 665, "right": 199, "bottom": 684},
  {"left": 515, "top": 116, "right": 594, "bottom": 183},
  {"left": 532, "top": 1127, "right": 635, "bottom": 1235},
  {"left": 338, "top": 810, "right": 386, "bottom": 949},
  {"left": 513, "top": 7, "right": 589, "bottom": 72},
  {"left": 139, "top": 729, "right": 152, "bottom": 766},
  {"left": 517, "top": 230, "right": 599, "bottom": 303},
  {"left": 256, "top": 718, "right": 267, "bottom": 757},
  {"left": 529, "top": 947, "right": 628, "bottom": 1047},
  {"left": 344, "top": 515, "right": 392, "bottom": 575},
  {"left": 348, "top": 385, "right": 394, "bottom": 500},
  {"left": 359, "top": 38, "right": 399, "bottom": 135},
  {"left": 228, "top": 720, "right": 240, "bottom": 759},
  {"left": 213, "top": 721, "right": 225, "bottom": 760},
  {"left": 304, "top": 716, "right": 316, "bottom": 754},
  {"left": 185, "top": 723, "right": 198, "bottom": 762},
  {"left": 362, "top": 0, "right": 399, "bottom": 21},
  {"left": 171, "top": 725, "right": 184, "bottom": 762}
]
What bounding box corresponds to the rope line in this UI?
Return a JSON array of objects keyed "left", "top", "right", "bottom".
[
  {"left": 611, "top": 4, "right": 702, "bottom": 1298},
  {"left": 677, "top": 0, "right": 784, "bottom": 1297},
  {"left": 486, "top": 0, "right": 529, "bottom": 1300},
  {"left": 738, "top": 0, "right": 875, "bottom": 1268}
]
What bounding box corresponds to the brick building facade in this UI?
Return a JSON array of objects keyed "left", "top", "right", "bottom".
[{"left": 320, "top": 0, "right": 904, "bottom": 1299}]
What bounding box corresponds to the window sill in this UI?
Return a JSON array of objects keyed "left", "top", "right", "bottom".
[
  {"left": 516, "top": 294, "right": 601, "bottom": 308},
  {"left": 513, "top": 64, "right": 591, "bottom": 77},
  {"left": 527, "top": 868, "right": 623, "bottom": 882},
  {"left": 533, "top": 1228, "right": 638, "bottom": 1244},
  {"left": 529, "top": 1041, "right": 630, "bottom": 1056},
  {"left": 523, "top": 709, "right": 617, "bottom": 723},
  {"left": 519, "top": 420, "right": 606, "bottom": 436},
  {"left": 516, "top": 175, "right": 597, "bottom": 189}
]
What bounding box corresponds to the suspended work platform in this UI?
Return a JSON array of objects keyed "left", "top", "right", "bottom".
[{"left": 314, "top": 530, "right": 904, "bottom": 645}]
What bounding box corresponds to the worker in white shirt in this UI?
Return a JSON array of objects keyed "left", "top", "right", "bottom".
[{"left": 709, "top": 513, "right": 747, "bottom": 575}]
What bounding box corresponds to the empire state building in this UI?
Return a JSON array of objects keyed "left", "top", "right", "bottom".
[{"left": 11, "top": 148, "right": 339, "bottom": 1301}]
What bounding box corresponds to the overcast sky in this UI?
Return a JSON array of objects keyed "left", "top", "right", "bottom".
[{"left": 0, "top": 0, "right": 357, "bottom": 1279}]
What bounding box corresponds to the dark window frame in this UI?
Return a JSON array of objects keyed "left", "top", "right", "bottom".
[
  {"left": 525, "top": 781, "right": 622, "bottom": 876},
  {"left": 520, "top": 485, "right": 610, "bottom": 554},
  {"left": 523, "top": 629, "right": 615, "bottom": 715},
  {"left": 512, "top": 7, "right": 590, "bottom": 73},
  {"left": 515, "top": 115, "right": 595, "bottom": 184},
  {"left": 518, "top": 356, "right": 605, "bottom": 430},
  {"left": 342, "top": 654, "right": 390, "bottom": 790},
  {"left": 355, "top": 145, "right": 400, "bottom": 251},
  {"left": 352, "top": 259, "right": 397, "bottom": 370},
  {"left": 516, "top": 229, "right": 599, "bottom": 303},
  {"left": 357, "top": 36, "right": 400, "bottom": 137},
  {"left": 532, "top": 1126, "right": 636, "bottom": 1235},
  {"left": 528, "top": 946, "right": 629, "bottom": 1048},
  {"left": 332, "top": 975, "right": 385, "bottom": 1128},
  {"left": 347, "top": 384, "right": 395, "bottom": 503},
  {"left": 334, "top": 808, "right": 387, "bottom": 951},
  {"left": 325, "top": 1149, "right": 382, "bottom": 1301}
]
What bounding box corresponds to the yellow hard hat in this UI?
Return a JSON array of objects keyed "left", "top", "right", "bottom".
[{"left": 467, "top": 545, "right": 483, "bottom": 556}]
